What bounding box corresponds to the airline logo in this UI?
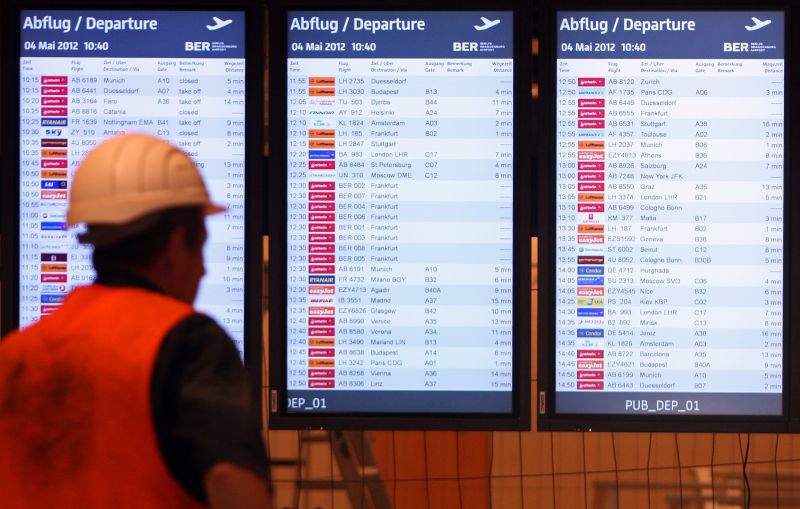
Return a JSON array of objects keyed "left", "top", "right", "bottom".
[
  {"left": 41, "top": 274, "right": 67, "bottom": 282},
  {"left": 308, "top": 98, "right": 335, "bottom": 106},
  {"left": 308, "top": 347, "right": 335, "bottom": 356},
  {"left": 41, "top": 262, "right": 67, "bottom": 272},
  {"left": 41, "top": 169, "right": 67, "bottom": 179},
  {"left": 577, "top": 328, "right": 604, "bottom": 337},
  {"left": 577, "top": 276, "right": 604, "bottom": 285},
  {"left": 309, "top": 223, "right": 335, "bottom": 232},
  {"left": 309, "top": 161, "right": 335, "bottom": 169},
  {"left": 41, "top": 208, "right": 67, "bottom": 222},
  {"left": 309, "top": 317, "right": 335, "bottom": 326},
  {"left": 578, "top": 182, "right": 604, "bottom": 192},
  {"left": 41, "top": 149, "right": 67, "bottom": 158},
  {"left": 578, "top": 99, "right": 604, "bottom": 107},
  {"left": 308, "top": 369, "right": 336, "bottom": 377},
  {"left": 309, "top": 139, "right": 335, "bottom": 148},
  {"left": 577, "top": 212, "right": 603, "bottom": 224},
  {"left": 577, "top": 256, "right": 604, "bottom": 265},
  {"left": 41, "top": 86, "right": 68, "bottom": 95},
  {"left": 578, "top": 119, "right": 605, "bottom": 128},
  {"left": 42, "top": 160, "right": 68, "bottom": 168},
  {"left": 40, "top": 221, "right": 66, "bottom": 231},
  {"left": 41, "top": 76, "right": 67, "bottom": 85},
  {"left": 578, "top": 203, "right": 604, "bottom": 212},
  {"left": 579, "top": 338, "right": 604, "bottom": 348},
  {"left": 308, "top": 327, "right": 335, "bottom": 337},
  {"left": 41, "top": 118, "right": 68, "bottom": 126},
  {"left": 577, "top": 234, "right": 605, "bottom": 244},
  {"left": 308, "top": 275, "right": 335, "bottom": 284},
  {"left": 308, "top": 265, "right": 335, "bottom": 274},
  {"left": 309, "top": 297, "right": 334, "bottom": 304},
  {"left": 308, "top": 244, "right": 335, "bottom": 252},
  {"left": 309, "top": 338, "right": 335, "bottom": 346},
  {"left": 41, "top": 283, "right": 68, "bottom": 293},
  {"left": 308, "top": 150, "right": 335, "bottom": 159},
  {"left": 577, "top": 246, "right": 604, "bottom": 255},
  {"left": 577, "top": 172, "right": 604, "bottom": 181},
  {"left": 310, "top": 202, "right": 335, "bottom": 211},
  {"left": 577, "top": 297, "right": 604, "bottom": 307},
  {"left": 41, "top": 138, "right": 68, "bottom": 147},
  {"left": 309, "top": 129, "right": 335, "bottom": 138},
  {"left": 577, "top": 370, "right": 604, "bottom": 380},
  {"left": 309, "top": 77, "right": 335, "bottom": 85},
  {"left": 311, "top": 119, "right": 334, "bottom": 128},
  {"left": 578, "top": 224, "right": 604, "bottom": 233},
  {"left": 40, "top": 294, "right": 66, "bottom": 304},
  {"left": 308, "top": 306, "right": 335, "bottom": 315},
  {"left": 41, "top": 108, "right": 67, "bottom": 117},
  {"left": 578, "top": 78, "right": 605, "bottom": 86},
  {"left": 578, "top": 266, "right": 604, "bottom": 275},
  {"left": 309, "top": 192, "right": 335, "bottom": 200},
  {"left": 577, "top": 151, "right": 604, "bottom": 161},
  {"left": 309, "top": 359, "right": 335, "bottom": 367},
  {"left": 41, "top": 305, "right": 61, "bottom": 315},
  {"left": 577, "top": 193, "right": 604, "bottom": 202},
  {"left": 309, "top": 87, "right": 335, "bottom": 96},
  {"left": 577, "top": 349, "right": 604, "bottom": 358},
  {"left": 577, "top": 381, "right": 604, "bottom": 390},
  {"left": 309, "top": 181, "right": 335, "bottom": 190},
  {"left": 309, "top": 234, "right": 335, "bottom": 242},
  {"left": 577, "top": 140, "right": 605, "bottom": 149},
  {"left": 309, "top": 285, "right": 335, "bottom": 294},
  {"left": 577, "top": 360, "right": 604, "bottom": 370},
  {"left": 42, "top": 97, "right": 68, "bottom": 106},
  {"left": 41, "top": 180, "right": 67, "bottom": 189},
  {"left": 577, "top": 308, "right": 604, "bottom": 317},
  {"left": 577, "top": 287, "right": 604, "bottom": 297},
  {"left": 578, "top": 109, "right": 604, "bottom": 119},
  {"left": 41, "top": 190, "right": 67, "bottom": 200},
  {"left": 309, "top": 213, "right": 334, "bottom": 222},
  {"left": 308, "top": 380, "right": 335, "bottom": 388},
  {"left": 309, "top": 254, "right": 335, "bottom": 263},
  {"left": 577, "top": 318, "right": 605, "bottom": 326},
  {"left": 41, "top": 252, "right": 67, "bottom": 262},
  {"left": 578, "top": 162, "right": 604, "bottom": 171}
]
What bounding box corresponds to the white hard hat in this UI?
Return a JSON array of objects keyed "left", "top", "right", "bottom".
[{"left": 67, "top": 133, "right": 225, "bottom": 227}]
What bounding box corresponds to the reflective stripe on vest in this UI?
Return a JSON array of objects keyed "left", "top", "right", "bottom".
[{"left": 0, "top": 285, "right": 208, "bottom": 509}]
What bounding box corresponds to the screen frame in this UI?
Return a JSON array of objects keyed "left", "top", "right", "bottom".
[
  {"left": 536, "top": 0, "right": 797, "bottom": 432},
  {"left": 268, "top": 0, "right": 532, "bottom": 430},
  {"left": 0, "top": 0, "right": 265, "bottom": 405}
]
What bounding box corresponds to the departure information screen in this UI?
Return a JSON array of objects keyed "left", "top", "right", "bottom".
[
  {"left": 554, "top": 11, "right": 785, "bottom": 415},
  {"left": 284, "top": 11, "right": 515, "bottom": 413},
  {"left": 18, "top": 10, "right": 247, "bottom": 353}
]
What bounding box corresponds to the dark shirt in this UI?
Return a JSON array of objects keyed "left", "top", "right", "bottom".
[{"left": 97, "top": 274, "right": 268, "bottom": 504}]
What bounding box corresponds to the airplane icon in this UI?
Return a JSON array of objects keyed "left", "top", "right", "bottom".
[
  {"left": 206, "top": 16, "right": 233, "bottom": 31},
  {"left": 745, "top": 17, "right": 772, "bottom": 31},
  {"left": 474, "top": 17, "right": 501, "bottom": 31}
]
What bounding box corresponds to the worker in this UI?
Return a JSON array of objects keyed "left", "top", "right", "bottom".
[{"left": 0, "top": 133, "right": 270, "bottom": 509}]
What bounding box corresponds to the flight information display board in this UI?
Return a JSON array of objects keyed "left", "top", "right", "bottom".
[
  {"left": 270, "top": 6, "right": 530, "bottom": 429},
  {"left": 11, "top": 9, "right": 252, "bottom": 355},
  {"left": 546, "top": 10, "right": 785, "bottom": 421}
]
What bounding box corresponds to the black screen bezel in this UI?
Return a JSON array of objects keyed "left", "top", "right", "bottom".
[
  {"left": 267, "top": 0, "right": 532, "bottom": 430},
  {"left": 536, "top": 0, "right": 796, "bottom": 432},
  {"left": 0, "top": 0, "right": 265, "bottom": 407}
]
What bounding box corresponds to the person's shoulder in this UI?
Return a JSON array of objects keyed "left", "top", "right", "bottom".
[{"left": 160, "top": 313, "right": 242, "bottom": 365}]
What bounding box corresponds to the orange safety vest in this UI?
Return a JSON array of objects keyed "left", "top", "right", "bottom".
[{"left": 0, "top": 285, "right": 208, "bottom": 509}]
